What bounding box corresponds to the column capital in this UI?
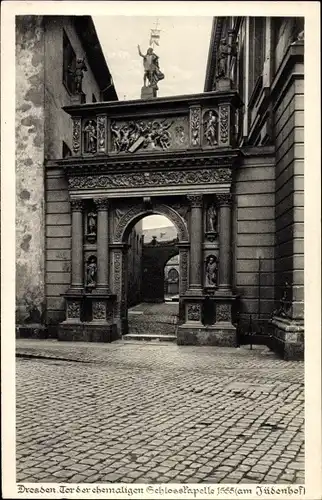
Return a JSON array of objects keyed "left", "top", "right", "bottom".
[
  {"left": 216, "top": 193, "right": 232, "bottom": 206},
  {"left": 70, "top": 199, "right": 84, "bottom": 211},
  {"left": 187, "top": 194, "right": 203, "bottom": 208},
  {"left": 94, "top": 198, "right": 109, "bottom": 210}
]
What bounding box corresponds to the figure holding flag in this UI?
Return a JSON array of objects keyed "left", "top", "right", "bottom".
[{"left": 137, "top": 45, "right": 165, "bottom": 90}]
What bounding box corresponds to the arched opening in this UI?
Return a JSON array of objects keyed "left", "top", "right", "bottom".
[{"left": 121, "top": 212, "right": 181, "bottom": 339}]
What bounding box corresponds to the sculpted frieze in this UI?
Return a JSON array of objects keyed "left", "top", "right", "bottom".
[
  {"left": 110, "top": 116, "right": 188, "bottom": 154},
  {"left": 68, "top": 168, "right": 232, "bottom": 190}
]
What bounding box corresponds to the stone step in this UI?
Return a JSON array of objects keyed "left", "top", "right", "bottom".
[{"left": 123, "top": 334, "right": 177, "bottom": 342}]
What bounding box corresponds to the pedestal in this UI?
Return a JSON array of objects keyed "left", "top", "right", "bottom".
[
  {"left": 269, "top": 316, "right": 304, "bottom": 360},
  {"left": 216, "top": 77, "right": 232, "bottom": 91},
  {"left": 213, "top": 293, "right": 237, "bottom": 346},
  {"left": 58, "top": 293, "right": 84, "bottom": 341},
  {"left": 141, "top": 86, "right": 157, "bottom": 100},
  {"left": 85, "top": 293, "right": 118, "bottom": 342}
]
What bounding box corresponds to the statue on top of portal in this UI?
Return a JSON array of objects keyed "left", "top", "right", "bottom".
[{"left": 138, "top": 45, "right": 165, "bottom": 89}]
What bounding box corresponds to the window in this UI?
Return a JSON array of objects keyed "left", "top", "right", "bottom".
[
  {"left": 249, "top": 17, "right": 266, "bottom": 98},
  {"left": 62, "top": 141, "right": 72, "bottom": 158},
  {"left": 63, "top": 31, "right": 76, "bottom": 94},
  {"left": 92, "top": 93, "right": 97, "bottom": 103}
]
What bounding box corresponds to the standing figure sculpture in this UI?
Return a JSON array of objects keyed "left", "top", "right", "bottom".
[
  {"left": 87, "top": 211, "right": 97, "bottom": 236},
  {"left": 204, "top": 111, "right": 218, "bottom": 146},
  {"left": 84, "top": 120, "right": 97, "bottom": 153},
  {"left": 86, "top": 257, "right": 97, "bottom": 288},
  {"left": 207, "top": 204, "right": 218, "bottom": 233},
  {"left": 217, "top": 38, "right": 231, "bottom": 79},
  {"left": 70, "top": 57, "right": 88, "bottom": 94},
  {"left": 205, "top": 255, "right": 218, "bottom": 287},
  {"left": 138, "top": 45, "right": 165, "bottom": 89}
]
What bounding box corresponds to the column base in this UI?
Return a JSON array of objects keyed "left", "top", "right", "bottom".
[
  {"left": 58, "top": 322, "right": 118, "bottom": 343},
  {"left": 177, "top": 324, "right": 237, "bottom": 347},
  {"left": 269, "top": 316, "right": 304, "bottom": 360}
]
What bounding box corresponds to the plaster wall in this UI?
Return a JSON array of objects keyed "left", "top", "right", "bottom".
[{"left": 16, "top": 16, "right": 46, "bottom": 324}]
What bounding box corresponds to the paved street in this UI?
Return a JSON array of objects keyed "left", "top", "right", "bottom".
[{"left": 16, "top": 339, "right": 304, "bottom": 484}]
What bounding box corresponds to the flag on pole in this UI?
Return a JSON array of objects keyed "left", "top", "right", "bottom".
[{"left": 150, "top": 28, "right": 160, "bottom": 46}]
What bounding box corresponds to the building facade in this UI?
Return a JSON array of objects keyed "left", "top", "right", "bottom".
[
  {"left": 16, "top": 15, "right": 118, "bottom": 334},
  {"left": 204, "top": 16, "right": 304, "bottom": 358}
]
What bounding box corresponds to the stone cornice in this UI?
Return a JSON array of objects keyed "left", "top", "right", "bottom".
[
  {"left": 62, "top": 89, "right": 242, "bottom": 118},
  {"left": 48, "top": 149, "right": 241, "bottom": 175},
  {"left": 270, "top": 42, "right": 304, "bottom": 110}
]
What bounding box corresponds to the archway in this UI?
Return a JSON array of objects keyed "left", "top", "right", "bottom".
[{"left": 111, "top": 203, "right": 189, "bottom": 336}]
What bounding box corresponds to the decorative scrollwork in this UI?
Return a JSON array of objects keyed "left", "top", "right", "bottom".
[
  {"left": 92, "top": 301, "right": 106, "bottom": 320},
  {"left": 68, "top": 168, "right": 232, "bottom": 191},
  {"left": 189, "top": 107, "right": 201, "bottom": 147},
  {"left": 112, "top": 251, "right": 122, "bottom": 318},
  {"left": 67, "top": 301, "right": 80, "bottom": 319},
  {"left": 179, "top": 249, "right": 188, "bottom": 295},
  {"left": 219, "top": 105, "right": 229, "bottom": 144},
  {"left": 97, "top": 115, "right": 107, "bottom": 153},
  {"left": 216, "top": 303, "right": 231, "bottom": 322},
  {"left": 72, "top": 118, "right": 81, "bottom": 155},
  {"left": 187, "top": 304, "right": 201, "bottom": 321}
]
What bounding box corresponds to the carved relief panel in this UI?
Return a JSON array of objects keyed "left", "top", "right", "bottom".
[{"left": 109, "top": 116, "right": 189, "bottom": 154}]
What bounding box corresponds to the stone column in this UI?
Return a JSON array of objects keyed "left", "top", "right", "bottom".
[
  {"left": 94, "top": 198, "right": 110, "bottom": 293},
  {"left": 187, "top": 194, "right": 203, "bottom": 293},
  {"left": 70, "top": 199, "right": 84, "bottom": 292},
  {"left": 217, "top": 193, "right": 233, "bottom": 294}
]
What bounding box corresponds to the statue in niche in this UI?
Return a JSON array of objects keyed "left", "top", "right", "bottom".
[
  {"left": 204, "top": 111, "right": 218, "bottom": 146},
  {"left": 70, "top": 58, "right": 87, "bottom": 94},
  {"left": 137, "top": 45, "right": 165, "bottom": 89},
  {"left": 86, "top": 256, "right": 97, "bottom": 288},
  {"left": 205, "top": 255, "right": 218, "bottom": 287},
  {"left": 83, "top": 120, "right": 97, "bottom": 153},
  {"left": 207, "top": 204, "right": 217, "bottom": 233},
  {"left": 87, "top": 211, "right": 97, "bottom": 238}
]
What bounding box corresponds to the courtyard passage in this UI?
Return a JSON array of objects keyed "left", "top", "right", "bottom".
[
  {"left": 128, "top": 302, "right": 178, "bottom": 338},
  {"left": 16, "top": 339, "right": 304, "bottom": 484}
]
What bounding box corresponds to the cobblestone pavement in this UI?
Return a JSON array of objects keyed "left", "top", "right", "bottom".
[
  {"left": 16, "top": 339, "right": 304, "bottom": 484},
  {"left": 128, "top": 302, "right": 178, "bottom": 336}
]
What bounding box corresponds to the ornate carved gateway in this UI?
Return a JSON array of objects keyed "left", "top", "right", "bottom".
[{"left": 57, "top": 90, "right": 242, "bottom": 346}]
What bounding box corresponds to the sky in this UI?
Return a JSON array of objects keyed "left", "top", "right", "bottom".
[{"left": 93, "top": 15, "right": 213, "bottom": 229}]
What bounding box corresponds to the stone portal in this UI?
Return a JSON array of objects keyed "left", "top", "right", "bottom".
[{"left": 57, "top": 90, "right": 242, "bottom": 345}]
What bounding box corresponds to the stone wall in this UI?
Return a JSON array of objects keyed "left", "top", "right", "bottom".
[
  {"left": 44, "top": 16, "right": 102, "bottom": 160},
  {"left": 16, "top": 16, "right": 46, "bottom": 325},
  {"left": 274, "top": 68, "right": 304, "bottom": 321},
  {"left": 233, "top": 150, "right": 276, "bottom": 324},
  {"left": 45, "top": 167, "right": 71, "bottom": 330}
]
